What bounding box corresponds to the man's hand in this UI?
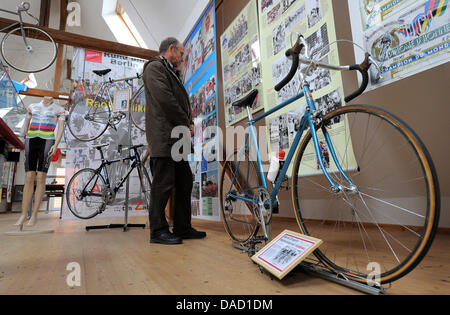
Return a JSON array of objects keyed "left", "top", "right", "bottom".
[{"left": 189, "top": 124, "right": 194, "bottom": 137}]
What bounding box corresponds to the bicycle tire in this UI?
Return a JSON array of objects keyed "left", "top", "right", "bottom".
[
  {"left": 67, "top": 94, "right": 111, "bottom": 142},
  {"left": 66, "top": 168, "right": 107, "bottom": 220},
  {"left": 1, "top": 26, "right": 57, "bottom": 73},
  {"left": 291, "top": 104, "right": 440, "bottom": 284},
  {"left": 219, "top": 148, "right": 262, "bottom": 244},
  {"left": 129, "top": 85, "right": 146, "bottom": 132}
]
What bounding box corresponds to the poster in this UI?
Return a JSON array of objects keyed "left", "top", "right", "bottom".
[
  {"left": 62, "top": 48, "right": 147, "bottom": 220},
  {"left": 220, "top": 0, "right": 264, "bottom": 126},
  {"left": 183, "top": 0, "right": 220, "bottom": 222},
  {"left": 258, "top": 0, "right": 349, "bottom": 176},
  {"left": 349, "top": 0, "right": 450, "bottom": 90}
]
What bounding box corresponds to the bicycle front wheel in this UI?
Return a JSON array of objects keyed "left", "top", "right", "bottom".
[
  {"left": 130, "top": 86, "right": 146, "bottom": 132},
  {"left": 219, "top": 148, "right": 263, "bottom": 244},
  {"left": 1, "top": 26, "right": 57, "bottom": 73},
  {"left": 291, "top": 104, "right": 440, "bottom": 284},
  {"left": 67, "top": 95, "right": 111, "bottom": 142},
  {"left": 66, "top": 168, "right": 107, "bottom": 219}
]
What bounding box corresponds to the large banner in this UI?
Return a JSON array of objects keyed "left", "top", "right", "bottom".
[
  {"left": 220, "top": 0, "right": 264, "bottom": 126},
  {"left": 258, "top": 0, "right": 351, "bottom": 176},
  {"left": 183, "top": 0, "right": 220, "bottom": 221},
  {"left": 349, "top": 0, "right": 450, "bottom": 90},
  {"left": 62, "top": 49, "right": 148, "bottom": 220}
]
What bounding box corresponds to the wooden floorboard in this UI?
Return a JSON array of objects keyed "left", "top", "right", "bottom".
[{"left": 0, "top": 212, "right": 448, "bottom": 295}]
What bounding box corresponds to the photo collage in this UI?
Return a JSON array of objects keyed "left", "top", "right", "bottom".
[
  {"left": 183, "top": 1, "right": 220, "bottom": 221},
  {"left": 258, "top": 0, "right": 347, "bottom": 175},
  {"left": 220, "top": 0, "right": 264, "bottom": 126}
]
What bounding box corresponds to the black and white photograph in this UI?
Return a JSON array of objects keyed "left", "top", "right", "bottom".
[
  {"left": 315, "top": 88, "right": 342, "bottom": 119},
  {"left": 282, "top": 0, "right": 298, "bottom": 14},
  {"left": 267, "top": 2, "right": 282, "bottom": 25},
  {"left": 272, "top": 54, "right": 301, "bottom": 103},
  {"left": 251, "top": 64, "right": 262, "bottom": 87},
  {"left": 305, "top": 23, "right": 329, "bottom": 59},
  {"left": 226, "top": 14, "right": 249, "bottom": 51},
  {"left": 287, "top": 103, "right": 307, "bottom": 139},
  {"left": 306, "top": 0, "right": 322, "bottom": 28},
  {"left": 268, "top": 113, "right": 289, "bottom": 151},
  {"left": 284, "top": 3, "right": 306, "bottom": 33},
  {"left": 299, "top": 55, "right": 332, "bottom": 92},
  {"left": 272, "top": 23, "right": 286, "bottom": 55},
  {"left": 240, "top": 72, "right": 253, "bottom": 95}
]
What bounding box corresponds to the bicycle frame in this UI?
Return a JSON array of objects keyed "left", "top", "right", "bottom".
[
  {"left": 81, "top": 148, "right": 144, "bottom": 198},
  {"left": 228, "top": 83, "right": 355, "bottom": 208}
]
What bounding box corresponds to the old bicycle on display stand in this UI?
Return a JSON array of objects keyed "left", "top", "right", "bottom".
[{"left": 219, "top": 34, "right": 440, "bottom": 292}]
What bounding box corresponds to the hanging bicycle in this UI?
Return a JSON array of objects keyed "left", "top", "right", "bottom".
[{"left": 0, "top": 2, "right": 57, "bottom": 73}]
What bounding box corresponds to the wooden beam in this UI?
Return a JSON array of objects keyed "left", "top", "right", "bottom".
[
  {"left": 53, "top": 0, "right": 69, "bottom": 92},
  {"left": 39, "top": 0, "right": 51, "bottom": 27},
  {"left": 0, "top": 17, "right": 158, "bottom": 60},
  {"left": 19, "top": 88, "right": 70, "bottom": 100}
]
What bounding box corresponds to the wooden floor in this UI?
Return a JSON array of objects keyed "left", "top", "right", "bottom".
[{"left": 0, "top": 211, "right": 449, "bottom": 295}]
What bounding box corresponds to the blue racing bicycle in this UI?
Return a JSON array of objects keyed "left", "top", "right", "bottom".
[{"left": 219, "top": 35, "right": 440, "bottom": 284}]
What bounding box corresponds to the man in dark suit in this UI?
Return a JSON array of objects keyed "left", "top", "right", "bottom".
[{"left": 143, "top": 37, "right": 206, "bottom": 245}]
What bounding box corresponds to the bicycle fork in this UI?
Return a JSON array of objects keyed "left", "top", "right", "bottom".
[{"left": 303, "top": 85, "right": 355, "bottom": 194}]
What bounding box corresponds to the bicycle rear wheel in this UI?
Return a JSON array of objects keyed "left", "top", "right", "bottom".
[
  {"left": 1, "top": 26, "right": 57, "bottom": 73},
  {"left": 219, "top": 148, "right": 263, "bottom": 244},
  {"left": 67, "top": 95, "right": 111, "bottom": 142},
  {"left": 130, "top": 86, "right": 146, "bottom": 132},
  {"left": 291, "top": 104, "right": 440, "bottom": 284},
  {"left": 66, "top": 168, "right": 107, "bottom": 219}
]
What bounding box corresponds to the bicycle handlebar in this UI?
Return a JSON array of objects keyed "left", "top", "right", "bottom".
[{"left": 274, "top": 34, "right": 379, "bottom": 103}]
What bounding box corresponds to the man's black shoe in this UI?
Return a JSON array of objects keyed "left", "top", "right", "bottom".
[
  {"left": 150, "top": 232, "right": 183, "bottom": 245},
  {"left": 175, "top": 228, "right": 207, "bottom": 239}
]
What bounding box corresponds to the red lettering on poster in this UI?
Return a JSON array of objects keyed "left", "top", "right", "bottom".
[
  {"left": 135, "top": 200, "right": 143, "bottom": 211},
  {"left": 85, "top": 50, "right": 102, "bottom": 63}
]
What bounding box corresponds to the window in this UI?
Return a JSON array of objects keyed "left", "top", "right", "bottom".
[{"left": 102, "top": 0, "right": 148, "bottom": 49}]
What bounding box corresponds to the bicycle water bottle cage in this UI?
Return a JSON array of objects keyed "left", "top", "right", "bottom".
[
  {"left": 232, "top": 89, "right": 258, "bottom": 108},
  {"left": 92, "top": 69, "right": 112, "bottom": 77}
]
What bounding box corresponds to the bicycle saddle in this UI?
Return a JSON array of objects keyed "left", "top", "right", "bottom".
[
  {"left": 232, "top": 89, "right": 258, "bottom": 108},
  {"left": 92, "top": 69, "right": 111, "bottom": 76},
  {"left": 93, "top": 144, "right": 109, "bottom": 150}
]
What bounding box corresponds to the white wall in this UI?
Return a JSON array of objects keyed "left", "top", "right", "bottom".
[{"left": 119, "top": 0, "right": 212, "bottom": 50}]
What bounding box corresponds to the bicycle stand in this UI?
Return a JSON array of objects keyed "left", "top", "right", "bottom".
[
  {"left": 86, "top": 111, "right": 146, "bottom": 232},
  {"left": 233, "top": 230, "right": 390, "bottom": 295}
]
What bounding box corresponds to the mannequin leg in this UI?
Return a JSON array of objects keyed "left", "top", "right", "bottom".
[
  {"left": 15, "top": 171, "right": 36, "bottom": 226},
  {"left": 27, "top": 171, "right": 47, "bottom": 226}
]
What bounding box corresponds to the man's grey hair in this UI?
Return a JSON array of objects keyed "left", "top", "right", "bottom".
[{"left": 159, "top": 37, "right": 180, "bottom": 54}]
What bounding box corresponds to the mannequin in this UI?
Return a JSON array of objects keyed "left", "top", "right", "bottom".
[{"left": 14, "top": 96, "right": 65, "bottom": 227}]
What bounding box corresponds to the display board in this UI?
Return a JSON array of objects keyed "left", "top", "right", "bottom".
[
  {"left": 183, "top": 0, "right": 220, "bottom": 221},
  {"left": 220, "top": 0, "right": 264, "bottom": 126},
  {"left": 258, "top": 0, "right": 350, "bottom": 176},
  {"left": 62, "top": 48, "right": 147, "bottom": 220},
  {"left": 348, "top": 0, "right": 450, "bottom": 90}
]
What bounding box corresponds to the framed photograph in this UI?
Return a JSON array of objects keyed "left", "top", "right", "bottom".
[
  {"left": 113, "top": 88, "right": 130, "bottom": 112},
  {"left": 251, "top": 230, "right": 322, "bottom": 280}
]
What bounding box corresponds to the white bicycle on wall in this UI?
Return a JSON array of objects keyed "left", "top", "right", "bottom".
[{"left": 0, "top": 2, "right": 57, "bottom": 73}]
